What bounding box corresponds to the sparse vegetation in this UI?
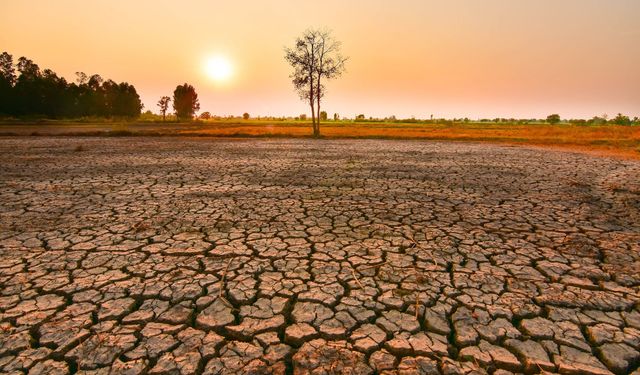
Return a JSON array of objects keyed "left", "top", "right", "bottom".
[
  {"left": 157, "top": 96, "right": 170, "bottom": 121},
  {"left": 2, "top": 118, "right": 638, "bottom": 159}
]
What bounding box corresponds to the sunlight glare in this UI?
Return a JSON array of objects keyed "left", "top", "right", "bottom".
[{"left": 205, "top": 56, "right": 233, "bottom": 82}]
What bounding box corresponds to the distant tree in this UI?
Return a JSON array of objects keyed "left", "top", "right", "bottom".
[
  {"left": 114, "top": 82, "right": 142, "bottom": 117},
  {"left": 83, "top": 78, "right": 140, "bottom": 118},
  {"left": 285, "top": 28, "right": 347, "bottom": 137},
  {"left": 0, "top": 53, "right": 140, "bottom": 118},
  {"left": 112, "top": 80, "right": 135, "bottom": 117},
  {"left": 200, "top": 111, "right": 211, "bottom": 120},
  {"left": 546, "top": 114, "right": 561, "bottom": 124},
  {"left": 13, "top": 57, "right": 43, "bottom": 115},
  {"left": 75, "top": 72, "right": 88, "bottom": 85},
  {"left": 612, "top": 113, "right": 631, "bottom": 125},
  {"left": 17, "top": 57, "right": 40, "bottom": 78},
  {"left": 173, "top": 83, "right": 200, "bottom": 120},
  {"left": 243, "top": 112, "right": 250, "bottom": 120},
  {"left": 86, "top": 74, "right": 105, "bottom": 116},
  {"left": 0, "top": 52, "right": 16, "bottom": 85},
  {"left": 157, "top": 96, "right": 170, "bottom": 121},
  {"left": 0, "top": 52, "right": 16, "bottom": 115},
  {"left": 39, "top": 69, "right": 68, "bottom": 118},
  {"left": 589, "top": 115, "right": 606, "bottom": 125},
  {"left": 356, "top": 114, "right": 365, "bottom": 121},
  {"left": 299, "top": 114, "right": 307, "bottom": 121},
  {"left": 333, "top": 113, "right": 339, "bottom": 121},
  {"left": 319, "top": 111, "right": 328, "bottom": 121}
]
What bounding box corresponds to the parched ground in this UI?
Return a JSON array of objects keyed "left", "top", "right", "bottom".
[{"left": 0, "top": 137, "right": 639, "bottom": 375}]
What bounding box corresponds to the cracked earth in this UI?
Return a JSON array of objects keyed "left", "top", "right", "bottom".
[{"left": 1, "top": 137, "right": 639, "bottom": 375}]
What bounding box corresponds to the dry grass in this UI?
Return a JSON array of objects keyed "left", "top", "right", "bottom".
[
  {"left": 177, "top": 121, "right": 640, "bottom": 159},
  {"left": 2, "top": 120, "right": 639, "bottom": 159}
]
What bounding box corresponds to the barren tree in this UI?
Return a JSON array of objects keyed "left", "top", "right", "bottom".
[
  {"left": 285, "top": 29, "right": 347, "bottom": 137},
  {"left": 157, "top": 96, "right": 170, "bottom": 121}
]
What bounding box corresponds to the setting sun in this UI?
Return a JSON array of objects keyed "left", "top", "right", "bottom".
[{"left": 205, "top": 56, "right": 233, "bottom": 83}]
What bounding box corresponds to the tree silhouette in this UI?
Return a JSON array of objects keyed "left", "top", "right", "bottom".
[
  {"left": 14, "top": 57, "right": 42, "bottom": 115},
  {"left": 173, "top": 83, "right": 200, "bottom": 121},
  {"left": 113, "top": 82, "right": 142, "bottom": 117},
  {"left": 243, "top": 112, "right": 250, "bottom": 120},
  {"left": 0, "top": 52, "right": 142, "bottom": 118},
  {"left": 0, "top": 52, "right": 16, "bottom": 115},
  {"left": 285, "top": 29, "right": 347, "bottom": 137},
  {"left": 157, "top": 96, "right": 171, "bottom": 121}
]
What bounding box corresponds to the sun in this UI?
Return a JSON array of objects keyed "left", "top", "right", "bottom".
[{"left": 205, "top": 56, "right": 233, "bottom": 82}]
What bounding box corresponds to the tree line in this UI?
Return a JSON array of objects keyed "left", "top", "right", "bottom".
[{"left": 0, "top": 52, "right": 142, "bottom": 118}]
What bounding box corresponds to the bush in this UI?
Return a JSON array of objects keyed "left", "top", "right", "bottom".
[
  {"left": 546, "top": 114, "right": 561, "bottom": 124},
  {"left": 612, "top": 113, "right": 631, "bottom": 126}
]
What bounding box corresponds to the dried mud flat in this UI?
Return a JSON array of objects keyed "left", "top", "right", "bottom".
[{"left": 1, "top": 137, "right": 639, "bottom": 375}]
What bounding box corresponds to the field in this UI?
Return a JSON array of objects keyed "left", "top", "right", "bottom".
[
  {"left": 1, "top": 137, "right": 639, "bottom": 374},
  {"left": 1, "top": 119, "right": 639, "bottom": 159}
]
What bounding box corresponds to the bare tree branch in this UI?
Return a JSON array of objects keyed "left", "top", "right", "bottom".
[{"left": 284, "top": 28, "right": 347, "bottom": 137}]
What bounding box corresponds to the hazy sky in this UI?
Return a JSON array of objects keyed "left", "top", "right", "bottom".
[{"left": 1, "top": 0, "right": 639, "bottom": 119}]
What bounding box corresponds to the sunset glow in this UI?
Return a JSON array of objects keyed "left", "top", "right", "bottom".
[
  {"left": 205, "top": 56, "right": 233, "bottom": 83},
  {"left": 1, "top": 0, "right": 638, "bottom": 118},
  {"left": 2, "top": 2, "right": 640, "bottom": 372}
]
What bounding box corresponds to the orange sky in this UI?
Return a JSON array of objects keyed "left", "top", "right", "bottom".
[{"left": 1, "top": 0, "right": 639, "bottom": 119}]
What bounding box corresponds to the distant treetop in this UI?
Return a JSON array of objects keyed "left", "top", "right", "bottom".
[{"left": 0, "top": 51, "right": 142, "bottom": 118}]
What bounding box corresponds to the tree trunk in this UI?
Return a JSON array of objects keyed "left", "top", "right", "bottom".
[
  {"left": 316, "top": 101, "right": 321, "bottom": 137},
  {"left": 309, "top": 43, "right": 317, "bottom": 138},
  {"left": 316, "top": 79, "right": 321, "bottom": 137},
  {"left": 309, "top": 71, "right": 317, "bottom": 137},
  {"left": 315, "top": 74, "right": 321, "bottom": 136},
  {"left": 309, "top": 86, "right": 317, "bottom": 137},
  {"left": 310, "top": 100, "right": 316, "bottom": 137},
  {"left": 316, "top": 38, "right": 326, "bottom": 137}
]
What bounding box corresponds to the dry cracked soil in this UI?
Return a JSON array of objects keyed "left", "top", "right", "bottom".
[{"left": 0, "top": 137, "right": 639, "bottom": 375}]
